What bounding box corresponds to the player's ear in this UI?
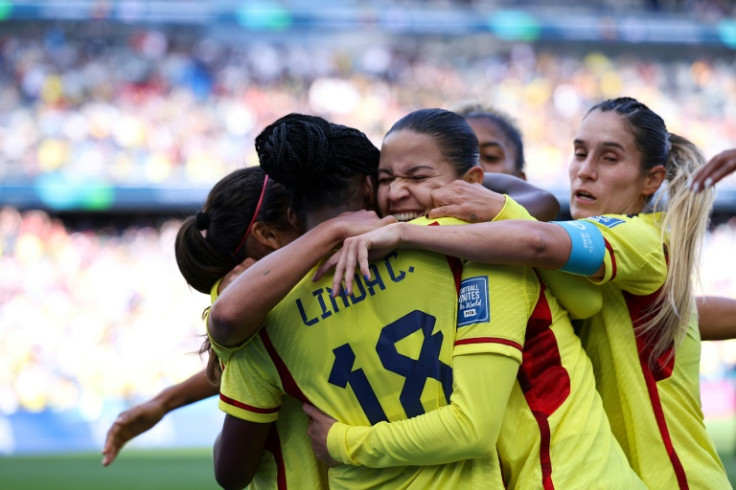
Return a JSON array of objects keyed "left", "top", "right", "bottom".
[
  {"left": 362, "top": 175, "right": 377, "bottom": 211},
  {"left": 250, "top": 222, "right": 283, "bottom": 250},
  {"left": 461, "top": 166, "right": 484, "bottom": 184}
]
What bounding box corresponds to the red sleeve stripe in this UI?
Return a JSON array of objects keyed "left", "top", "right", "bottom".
[
  {"left": 604, "top": 238, "right": 617, "bottom": 281},
  {"left": 455, "top": 337, "right": 523, "bottom": 351},
  {"left": 219, "top": 393, "right": 279, "bottom": 414}
]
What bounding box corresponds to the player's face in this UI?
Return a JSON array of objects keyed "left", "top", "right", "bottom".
[
  {"left": 568, "top": 110, "right": 653, "bottom": 219},
  {"left": 377, "top": 129, "right": 460, "bottom": 221},
  {"left": 466, "top": 117, "right": 520, "bottom": 177}
]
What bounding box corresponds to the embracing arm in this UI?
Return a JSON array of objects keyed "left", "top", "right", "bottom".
[
  {"left": 209, "top": 211, "right": 394, "bottom": 347},
  {"left": 697, "top": 296, "right": 736, "bottom": 341},
  {"left": 102, "top": 369, "right": 218, "bottom": 466},
  {"left": 314, "top": 353, "right": 517, "bottom": 467},
  {"left": 324, "top": 219, "right": 586, "bottom": 297},
  {"left": 214, "top": 415, "right": 272, "bottom": 489},
  {"left": 482, "top": 173, "right": 560, "bottom": 221}
]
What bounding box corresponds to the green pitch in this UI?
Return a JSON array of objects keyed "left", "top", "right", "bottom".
[
  {"left": 1, "top": 445, "right": 735, "bottom": 489},
  {"left": 0, "top": 449, "right": 219, "bottom": 490}
]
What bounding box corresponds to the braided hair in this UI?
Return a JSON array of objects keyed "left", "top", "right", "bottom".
[{"left": 255, "top": 113, "right": 380, "bottom": 222}]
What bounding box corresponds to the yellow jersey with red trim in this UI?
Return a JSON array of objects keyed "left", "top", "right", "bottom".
[
  {"left": 496, "top": 271, "right": 642, "bottom": 489},
  {"left": 577, "top": 212, "right": 729, "bottom": 490},
  {"left": 207, "top": 283, "right": 329, "bottom": 490},
  {"left": 329, "top": 215, "right": 642, "bottom": 489},
  {"left": 217, "top": 244, "right": 503, "bottom": 489}
]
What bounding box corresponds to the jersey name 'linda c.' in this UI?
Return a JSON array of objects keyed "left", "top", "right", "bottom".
[{"left": 294, "top": 251, "right": 417, "bottom": 327}]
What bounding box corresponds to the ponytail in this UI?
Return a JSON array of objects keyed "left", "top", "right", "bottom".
[{"left": 640, "top": 133, "right": 714, "bottom": 360}]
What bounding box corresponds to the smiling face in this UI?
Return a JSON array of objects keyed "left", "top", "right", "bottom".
[
  {"left": 568, "top": 109, "right": 662, "bottom": 219},
  {"left": 466, "top": 117, "right": 520, "bottom": 177},
  {"left": 377, "top": 129, "right": 462, "bottom": 220}
]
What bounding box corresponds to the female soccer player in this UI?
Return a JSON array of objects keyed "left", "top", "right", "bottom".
[
  {"left": 324, "top": 98, "right": 730, "bottom": 489},
  {"left": 103, "top": 167, "right": 332, "bottom": 490},
  {"left": 210, "top": 111, "right": 643, "bottom": 489},
  {"left": 455, "top": 102, "right": 527, "bottom": 179}
]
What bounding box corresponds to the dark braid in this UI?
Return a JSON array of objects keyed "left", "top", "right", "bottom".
[{"left": 256, "top": 113, "right": 379, "bottom": 217}]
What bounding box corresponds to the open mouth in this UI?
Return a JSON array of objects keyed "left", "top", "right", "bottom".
[
  {"left": 574, "top": 190, "right": 596, "bottom": 202},
  {"left": 391, "top": 211, "right": 423, "bottom": 222}
]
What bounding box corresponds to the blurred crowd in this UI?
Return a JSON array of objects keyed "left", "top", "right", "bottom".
[
  {"left": 1, "top": 23, "right": 735, "bottom": 192},
  {"left": 1, "top": 20, "right": 736, "bottom": 417},
  {"left": 0, "top": 208, "right": 207, "bottom": 417}
]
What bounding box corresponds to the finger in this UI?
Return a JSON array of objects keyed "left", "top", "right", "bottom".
[
  {"left": 427, "top": 205, "right": 453, "bottom": 219},
  {"left": 381, "top": 215, "right": 399, "bottom": 226},
  {"left": 101, "top": 447, "right": 118, "bottom": 466},
  {"left": 705, "top": 158, "right": 736, "bottom": 188},
  {"left": 302, "top": 403, "right": 318, "bottom": 419},
  {"left": 342, "top": 241, "right": 360, "bottom": 295},
  {"left": 332, "top": 249, "right": 349, "bottom": 297},
  {"left": 358, "top": 241, "right": 371, "bottom": 280},
  {"left": 313, "top": 251, "right": 339, "bottom": 282}
]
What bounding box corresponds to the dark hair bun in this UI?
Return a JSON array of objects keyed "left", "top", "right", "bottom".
[{"left": 256, "top": 113, "right": 335, "bottom": 188}]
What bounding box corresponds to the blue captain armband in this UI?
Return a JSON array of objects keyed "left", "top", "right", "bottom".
[{"left": 551, "top": 220, "right": 605, "bottom": 276}]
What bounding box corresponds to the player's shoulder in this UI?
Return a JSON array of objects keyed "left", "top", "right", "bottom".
[{"left": 582, "top": 212, "right": 660, "bottom": 238}]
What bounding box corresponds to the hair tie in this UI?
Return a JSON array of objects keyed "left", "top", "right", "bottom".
[
  {"left": 231, "top": 174, "right": 269, "bottom": 259},
  {"left": 195, "top": 211, "right": 209, "bottom": 230}
]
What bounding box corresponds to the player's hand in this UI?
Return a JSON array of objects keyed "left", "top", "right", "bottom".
[
  {"left": 218, "top": 257, "right": 257, "bottom": 293},
  {"left": 101, "top": 399, "right": 167, "bottom": 466},
  {"left": 313, "top": 223, "right": 404, "bottom": 296},
  {"left": 329, "top": 210, "right": 398, "bottom": 240},
  {"left": 427, "top": 180, "right": 506, "bottom": 222},
  {"left": 691, "top": 148, "right": 736, "bottom": 192},
  {"left": 303, "top": 403, "right": 339, "bottom": 467}
]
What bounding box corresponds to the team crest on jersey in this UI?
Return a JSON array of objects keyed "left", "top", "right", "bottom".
[
  {"left": 585, "top": 215, "right": 625, "bottom": 228},
  {"left": 457, "top": 276, "right": 490, "bottom": 327}
]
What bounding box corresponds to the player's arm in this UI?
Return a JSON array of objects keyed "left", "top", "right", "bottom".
[
  {"left": 481, "top": 172, "right": 560, "bottom": 221},
  {"left": 102, "top": 369, "right": 218, "bottom": 466},
  {"left": 306, "top": 352, "right": 517, "bottom": 467},
  {"left": 208, "top": 210, "right": 395, "bottom": 347},
  {"left": 697, "top": 296, "right": 736, "bottom": 341},
  {"left": 323, "top": 218, "right": 609, "bottom": 297},
  {"left": 213, "top": 415, "right": 272, "bottom": 489}
]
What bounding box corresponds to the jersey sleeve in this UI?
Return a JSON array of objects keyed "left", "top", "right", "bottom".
[
  {"left": 327, "top": 352, "right": 518, "bottom": 467},
  {"left": 206, "top": 279, "right": 258, "bottom": 363},
  {"left": 537, "top": 270, "right": 602, "bottom": 320},
  {"left": 583, "top": 214, "right": 666, "bottom": 295},
  {"left": 492, "top": 194, "right": 535, "bottom": 221},
  {"left": 218, "top": 336, "right": 283, "bottom": 424},
  {"left": 454, "top": 263, "right": 537, "bottom": 363}
]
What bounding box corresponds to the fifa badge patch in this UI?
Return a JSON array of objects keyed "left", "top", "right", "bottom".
[
  {"left": 586, "top": 216, "right": 625, "bottom": 228},
  {"left": 457, "top": 276, "right": 490, "bottom": 327}
]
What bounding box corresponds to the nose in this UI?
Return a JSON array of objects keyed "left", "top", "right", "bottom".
[
  {"left": 574, "top": 156, "right": 597, "bottom": 181},
  {"left": 387, "top": 178, "right": 409, "bottom": 201}
]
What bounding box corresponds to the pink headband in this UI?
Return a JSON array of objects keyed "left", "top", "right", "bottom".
[{"left": 231, "top": 174, "right": 269, "bottom": 258}]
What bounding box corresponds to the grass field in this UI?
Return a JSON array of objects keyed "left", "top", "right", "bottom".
[
  {"left": 0, "top": 449, "right": 219, "bottom": 490},
  {"left": 1, "top": 428, "right": 735, "bottom": 490}
]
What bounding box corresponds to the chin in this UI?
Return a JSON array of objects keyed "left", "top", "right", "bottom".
[{"left": 570, "top": 207, "right": 596, "bottom": 220}]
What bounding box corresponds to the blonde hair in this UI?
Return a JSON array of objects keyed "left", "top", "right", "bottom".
[{"left": 640, "top": 133, "right": 714, "bottom": 361}]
